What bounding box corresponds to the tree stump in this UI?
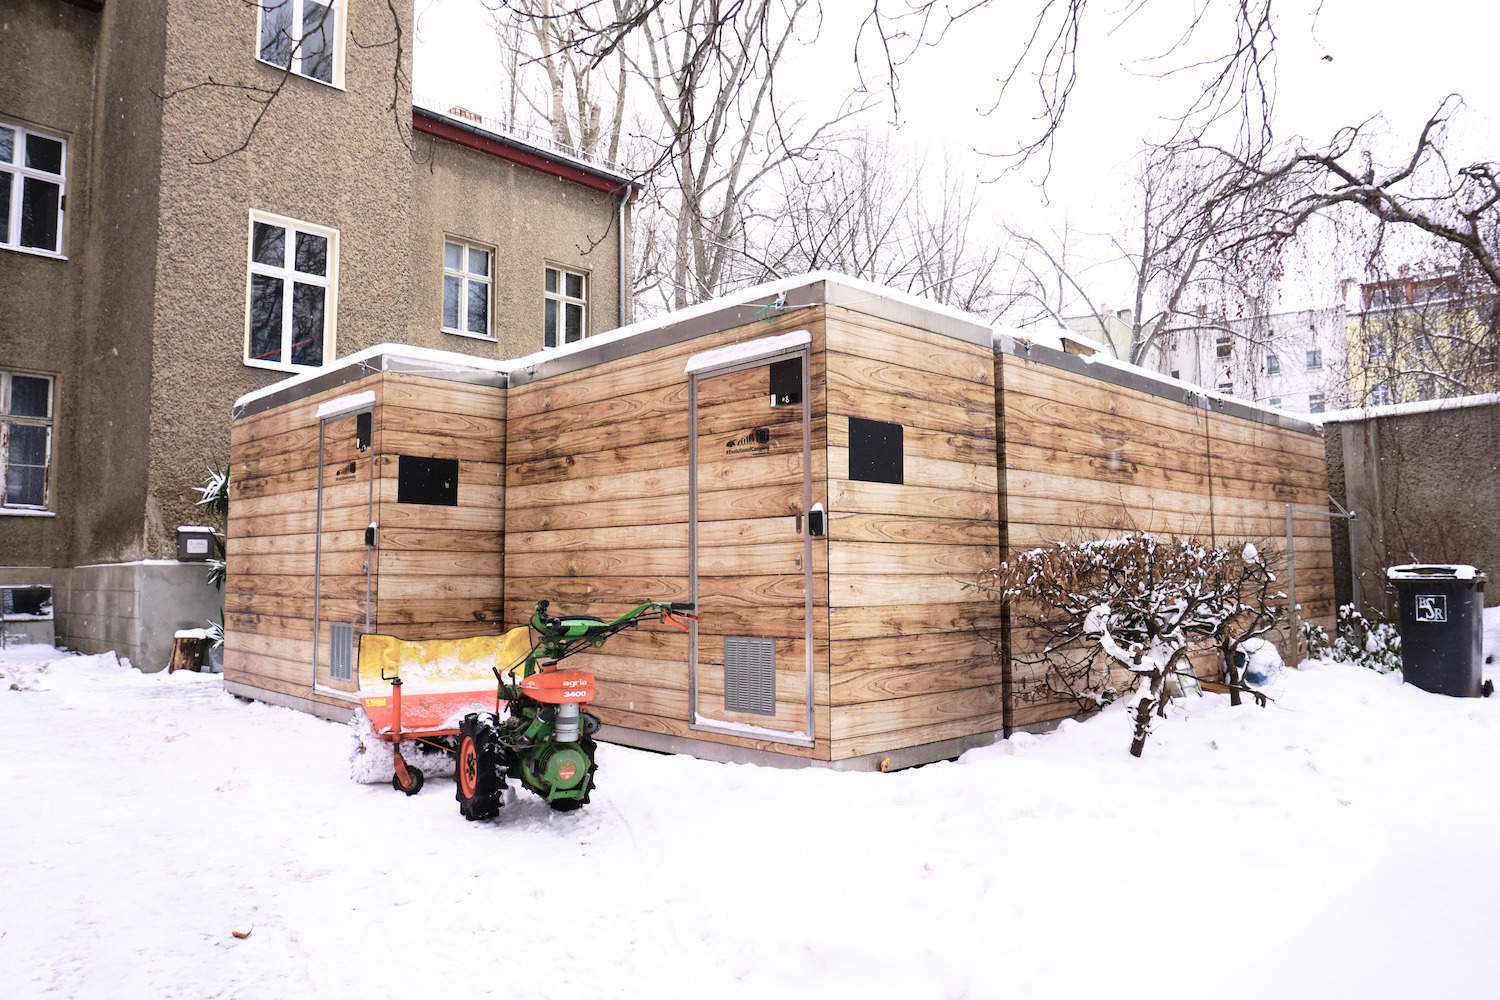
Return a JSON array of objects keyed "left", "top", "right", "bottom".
[{"left": 169, "top": 635, "right": 210, "bottom": 673}]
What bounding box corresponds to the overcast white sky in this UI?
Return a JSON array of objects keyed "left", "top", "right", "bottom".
[{"left": 412, "top": 0, "right": 1498, "bottom": 314}]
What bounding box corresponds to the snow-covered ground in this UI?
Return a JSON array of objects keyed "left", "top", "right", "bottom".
[{"left": 3, "top": 636, "right": 1498, "bottom": 1000}]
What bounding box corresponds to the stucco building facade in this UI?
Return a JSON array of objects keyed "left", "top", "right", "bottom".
[{"left": 1, "top": 0, "right": 636, "bottom": 668}]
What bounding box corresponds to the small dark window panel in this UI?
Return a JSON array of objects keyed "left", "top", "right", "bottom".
[
  {"left": 355, "top": 412, "right": 371, "bottom": 451},
  {"left": 848, "top": 417, "right": 903, "bottom": 485},
  {"left": 397, "top": 455, "right": 459, "bottom": 506},
  {"left": 769, "top": 357, "right": 802, "bottom": 407}
]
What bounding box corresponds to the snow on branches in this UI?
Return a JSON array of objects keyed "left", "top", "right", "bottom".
[{"left": 976, "top": 532, "right": 1284, "bottom": 756}]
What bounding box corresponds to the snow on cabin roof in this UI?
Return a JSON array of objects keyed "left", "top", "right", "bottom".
[
  {"left": 232, "top": 344, "right": 516, "bottom": 419},
  {"left": 994, "top": 324, "right": 1319, "bottom": 432},
  {"left": 229, "top": 274, "right": 1320, "bottom": 433},
  {"left": 505, "top": 270, "right": 994, "bottom": 377}
]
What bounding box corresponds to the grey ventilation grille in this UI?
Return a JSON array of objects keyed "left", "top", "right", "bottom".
[
  {"left": 329, "top": 622, "right": 355, "bottom": 682},
  {"left": 723, "top": 636, "right": 776, "bottom": 715}
]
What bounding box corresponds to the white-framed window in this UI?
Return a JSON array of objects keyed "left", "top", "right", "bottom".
[
  {"left": 0, "top": 121, "right": 66, "bottom": 257},
  {"left": 1370, "top": 383, "right": 1391, "bottom": 406},
  {"left": 544, "top": 265, "right": 587, "bottom": 348},
  {"left": 442, "top": 239, "right": 493, "bottom": 339},
  {"left": 245, "top": 211, "right": 337, "bottom": 371},
  {"left": 257, "top": 0, "right": 345, "bottom": 88},
  {"left": 1415, "top": 374, "right": 1435, "bottom": 400},
  {"left": 1266, "top": 354, "right": 1281, "bottom": 375},
  {"left": 1, "top": 371, "right": 53, "bottom": 510},
  {"left": 1215, "top": 333, "right": 1232, "bottom": 358},
  {"left": 1367, "top": 332, "right": 1385, "bottom": 359},
  {"left": 1308, "top": 392, "right": 1326, "bottom": 414},
  {"left": 1305, "top": 348, "right": 1323, "bottom": 371},
  {"left": 1267, "top": 396, "right": 1282, "bottom": 408}
]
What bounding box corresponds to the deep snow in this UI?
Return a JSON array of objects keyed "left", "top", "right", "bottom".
[{"left": 2, "top": 639, "right": 1498, "bottom": 1000}]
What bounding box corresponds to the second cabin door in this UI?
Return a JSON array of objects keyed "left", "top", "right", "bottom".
[
  {"left": 689, "top": 351, "right": 814, "bottom": 746},
  {"left": 312, "top": 406, "right": 375, "bottom": 699}
]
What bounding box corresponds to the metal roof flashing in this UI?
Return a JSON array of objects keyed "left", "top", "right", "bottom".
[
  {"left": 232, "top": 345, "right": 511, "bottom": 421},
  {"left": 505, "top": 272, "right": 993, "bottom": 387},
  {"left": 993, "top": 332, "right": 1324, "bottom": 436}
]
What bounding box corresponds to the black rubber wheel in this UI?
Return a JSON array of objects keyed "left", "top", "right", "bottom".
[
  {"left": 392, "top": 764, "right": 424, "bottom": 796},
  {"left": 455, "top": 713, "right": 505, "bottom": 821},
  {"left": 547, "top": 736, "right": 597, "bottom": 813}
]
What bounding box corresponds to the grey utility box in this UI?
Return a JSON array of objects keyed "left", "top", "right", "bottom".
[{"left": 1386, "top": 564, "right": 1488, "bottom": 697}]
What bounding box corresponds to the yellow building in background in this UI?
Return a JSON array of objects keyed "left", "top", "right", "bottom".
[{"left": 1347, "top": 276, "right": 1500, "bottom": 407}]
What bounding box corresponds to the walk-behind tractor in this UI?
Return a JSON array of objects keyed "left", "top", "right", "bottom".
[{"left": 350, "top": 599, "right": 696, "bottom": 817}]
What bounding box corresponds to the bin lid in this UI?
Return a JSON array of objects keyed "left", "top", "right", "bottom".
[{"left": 1385, "top": 563, "right": 1487, "bottom": 582}]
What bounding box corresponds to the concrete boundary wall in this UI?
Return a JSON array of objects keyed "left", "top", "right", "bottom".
[
  {"left": 1324, "top": 396, "right": 1500, "bottom": 616},
  {"left": 53, "top": 561, "right": 222, "bottom": 671}
]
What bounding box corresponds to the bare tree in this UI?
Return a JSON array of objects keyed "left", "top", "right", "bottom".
[
  {"left": 624, "top": 0, "right": 864, "bottom": 309},
  {"left": 741, "top": 135, "right": 1006, "bottom": 316},
  {"left": 1000, "top": 145, "right": 1280, "bottom": 366},
  {"left": 489, "top": 0, "right": 630, "bottom": 162},
  {"left": 539, "top": 0, "right": 1283, "bottom": 175},
  {"left": 1213, "top": 97, "right": 1500, "bottom": 295}
]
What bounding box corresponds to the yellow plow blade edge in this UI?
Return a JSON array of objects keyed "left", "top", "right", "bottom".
[{"left": 357, "top": 627, "right": 532, "bottom": 690}]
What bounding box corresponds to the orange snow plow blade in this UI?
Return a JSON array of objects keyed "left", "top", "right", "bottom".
[{"left": 356, "top": 628, "right": 531, "bottom": 735}]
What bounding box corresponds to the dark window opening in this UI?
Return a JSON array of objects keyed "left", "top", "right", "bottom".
[
  {"left": 769, "top": 357, "right": 802, "bottom": 407},
  {"left": 396, "top": 455, "right": 459, "bottom": 506},
  {"left": 848, "top": 416, "right": 903, "bottom": 485}
]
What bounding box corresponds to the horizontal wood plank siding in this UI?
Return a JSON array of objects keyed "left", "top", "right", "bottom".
[
  {"left": 997, "top": 351, "right": 1334, "bottom": 729},
  {"left": 226, "top": 372, "right": 507, "bottom": 710},
  {"left": 505, "top": 310, "right": 830, "bottom": 760},
  {"left": 824, "top": 309, "right": 1003, "bottom": 760}
]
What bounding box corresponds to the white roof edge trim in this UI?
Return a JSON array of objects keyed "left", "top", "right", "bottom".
[
  {"left": 506, "top": 270, "right": 980, "bottom": 374},
  {"left": 316, "top": 390, "right": 376, "bottom": 420},
  {"left": 234, "top": 343, "right": 516, "bottom": 411},
  {"left": 684, "top": 330, "right": 811, "bottom": 374}
]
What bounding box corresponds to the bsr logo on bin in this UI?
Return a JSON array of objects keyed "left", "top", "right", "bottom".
[{"left": 1415, "top": 595, "right": 1448, "bottom": 623}]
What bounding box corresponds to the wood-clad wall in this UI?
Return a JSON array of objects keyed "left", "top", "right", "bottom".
[
  {"left": 372, "top": 375, "right": 507, "bottom": 639},
  {"left": 224, "top": 295, "right": 1335, "bottom": 763},
  {"left": 226, "top": 379, "right": 380, "bottom": 712},
  {"left": 824, "top": 307, "right": 1002, "bottom": 759},
  {"left": 225, "top": 372, "right": 505, "bottom": 713},
  {"left": 504, "top": 310, "right": 829, "bottom": 759},
  {"left": 997, "top": 351, "right": 1333, "bottom": 729}
]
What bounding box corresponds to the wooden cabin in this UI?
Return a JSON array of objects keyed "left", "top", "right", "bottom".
[
  {"left": 224, "top": 347, "right": 510, "bottom": 720},
  {"left": 224, "top": 274, "right": 1332, "bottom": 766}
]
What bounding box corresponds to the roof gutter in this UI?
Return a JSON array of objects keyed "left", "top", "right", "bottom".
[{"left": 411, "top": 109, "right": 641, "bottom": 201}]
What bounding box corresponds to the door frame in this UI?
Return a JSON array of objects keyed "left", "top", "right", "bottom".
[
  {"left": 687, "top": 346, "right": 815, "bottom": 747},
  {"left": 311, "top": 400, "right": 375, "bottom": 703}
]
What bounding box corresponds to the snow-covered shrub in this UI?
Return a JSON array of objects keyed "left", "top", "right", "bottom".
[
  {"left": 977, "top": 533, "right": 1283, "bottom": 757},
  {"left": 1306, "top": 604, "right": 1401, "bottom": 673}
]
